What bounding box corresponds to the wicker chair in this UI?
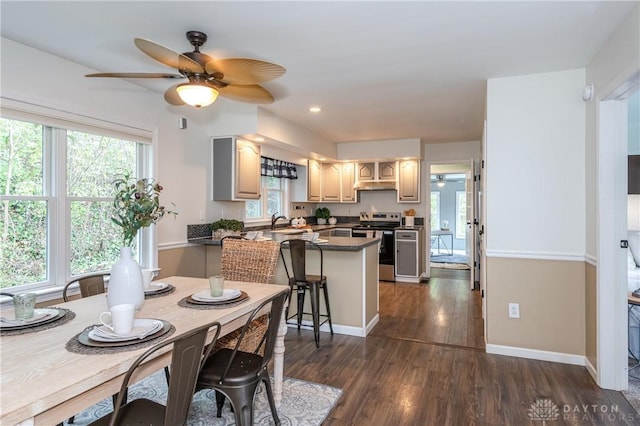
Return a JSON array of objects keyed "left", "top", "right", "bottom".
[{"left": 214, "top": 238, "right": 282, "bottom": 354}]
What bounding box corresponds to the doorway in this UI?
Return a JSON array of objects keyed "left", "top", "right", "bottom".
[
  {"left": 427, "top": 162, "right": 479, "bottom": 291},
  {"left": 598, "top": 73, "right": 639, "bottom": 391}
]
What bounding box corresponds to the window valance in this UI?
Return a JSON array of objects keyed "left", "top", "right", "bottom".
[{"left": 261, "top": 156, "right": 298, "bottom": 179}]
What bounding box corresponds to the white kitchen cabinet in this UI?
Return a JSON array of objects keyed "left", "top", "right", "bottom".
[
  {"left": 307, "top": 159, "right": 322, "bottom": 202},
  {"left": 397, "top": 159, "right": 420, "bottom": 202},
  {"left": 212, "top": 137, "right": 261, "bottom": 201},
  {"left": 378, "top": 161, "right": 396, "bottom": 181},
  {"left": 356, "top": 161, "right": 397, "bottom": 182},
  {"left": 340, "top": 162, "right": 357, "bottom": 202},
  {"left": 321, "top": 163, "right": 341, "bottom": 202},
  {"left": 357, "top": 162, "right": 376, "bottom": 181},
  {"left": 325, "top": 162, "right": 357, "bottom": 203}
]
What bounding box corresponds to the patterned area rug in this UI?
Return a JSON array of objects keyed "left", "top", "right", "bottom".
[
  {"left": 66, "top": 371, "right": 342, "bottom": 425},
  {"left": 430, "top": 254, "right": 471, "bottom": 269},
  {"left": 623, "top": 373, "right": 640, "bottom": 414}
]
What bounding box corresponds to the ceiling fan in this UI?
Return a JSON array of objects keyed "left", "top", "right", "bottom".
[{"left": 86, "top": 31, "right": 286, "bottom": 107}]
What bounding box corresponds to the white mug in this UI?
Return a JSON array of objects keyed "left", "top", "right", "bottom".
[
  {"left": 141, "top": 269, "right": 154, "bottom": 290},
  {"left": 100, "top": 303, "right": 135, "bottom": 335}
]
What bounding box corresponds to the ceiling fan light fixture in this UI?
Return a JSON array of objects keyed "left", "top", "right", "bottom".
[
  {"left": 176, "top": 83, "right": 218, "bottom": 108},
  {"left": 436, "top": 175, "right": 446, "bottom": 188}
]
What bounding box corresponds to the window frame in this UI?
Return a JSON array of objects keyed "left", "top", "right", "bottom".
[
  {"left": 1, "top": 105, "right": 153, "bottom": 294},
  {"left": 430, "top": 191, "right": 441, "bottom": 231},
  {"left": 244, "top": 175, "right": 290, "bottom": 225},
  {"left": 456, "top": 190, "right": 467, "bottom": 239}
]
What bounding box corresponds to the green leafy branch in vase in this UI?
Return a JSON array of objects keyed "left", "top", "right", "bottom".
[{"left": 112, "top": 172, "right": 177, "bottom": 247}]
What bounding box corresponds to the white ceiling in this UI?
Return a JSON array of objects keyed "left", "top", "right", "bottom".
[{"left": 1, "top": 1, "right": 636, "bottom": 144}]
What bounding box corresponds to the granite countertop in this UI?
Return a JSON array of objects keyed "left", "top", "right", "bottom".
[{"left": 188, "top": 234, "right": 379, "bottom": 251}]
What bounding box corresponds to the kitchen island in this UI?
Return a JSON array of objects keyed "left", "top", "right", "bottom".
[{"left": 189, "top": 234, "right": 380, "bottom": 337}]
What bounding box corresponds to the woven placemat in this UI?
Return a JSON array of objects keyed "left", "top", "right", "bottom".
[
  {"left": 144, "top": 284, "right": 176, "bottom": 299},
  {"left": 177, "top": 295, "right": 250, "bottom": 310},
  {"left": 0, "top": 308, "right": 76, "bottom": 336},
  {"left": 65, "top": 323, "right": 175, "bottom": 355}
]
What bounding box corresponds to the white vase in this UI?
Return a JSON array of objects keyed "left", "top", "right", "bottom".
[{"left": 108, "top": 247, "right": 144, "bottom": 310}]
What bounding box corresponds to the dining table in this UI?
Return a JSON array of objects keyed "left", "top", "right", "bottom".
[{"left": 0, "top": 276, "right": 289, "bottom": 426}]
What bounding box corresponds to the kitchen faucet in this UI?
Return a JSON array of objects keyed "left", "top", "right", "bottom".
[{"left": 271, "top": 212, "right": 287, "bottom": 230}]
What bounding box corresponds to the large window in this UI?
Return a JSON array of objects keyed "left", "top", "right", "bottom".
[
  {"left": 430, "top": 191, "right": 440, "bottom": 231},
  {"left": 456, "top": 190, "right": 467, "bottom": 239},
  {"left": 0, "top": 116, "right": 148, "bottom": 290},
  {"left": 245, "top": 176, "right": 288, "bottom": 222}
]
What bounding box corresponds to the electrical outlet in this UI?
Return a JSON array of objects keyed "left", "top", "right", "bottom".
[{"left": 508, "top": 303, "right": 520, "bottom": 319}]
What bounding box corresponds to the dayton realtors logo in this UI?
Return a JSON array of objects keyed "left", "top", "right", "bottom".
[
  {"left": 527, "top": 398, "right": 560, "bottom": 424},
  {"left": 526, "top": 398, "right": 636, "bottom": 423}
]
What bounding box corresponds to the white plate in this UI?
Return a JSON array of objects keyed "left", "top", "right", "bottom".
[
  {"left": 192, "top": 289, "right": 241, "bottom": 302},
  {"left": 144, "top": 282, "right": 168, "bottom": 293},
  {"left": 0, "top": 308, "right": 58, "bottom": 326},
  {"left": 89, "top": 319, "right": 163, "bottom": 342}
]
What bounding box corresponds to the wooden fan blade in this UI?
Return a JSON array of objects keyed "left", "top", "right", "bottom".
[
  {"left": 214, "top": 83, "right": 275, "bottom": 104},
  {"left": 86, "top": 72, "right": 183, "bottom": 79},
  {"left": 163, "top": 84, "right": 186, "bottom": 106},
  {"left": 134, "top": 38, "right": 204, "bottom": 74},
  {"left": 205, "top": 58, "right": 286, "bottom": 84}
]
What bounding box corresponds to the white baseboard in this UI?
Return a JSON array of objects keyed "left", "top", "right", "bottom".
[
  {"left": 486, "top": 344, "right": 586, "bottom": 366},
  {"left": 365, "top": 314, "right": 380, "bottom": 335},
  {"left": 585, "top": 357, "right": 598, "bottom": 382},
  {"left": 287, "top": 320, "right": 367, "bottom": 337}
]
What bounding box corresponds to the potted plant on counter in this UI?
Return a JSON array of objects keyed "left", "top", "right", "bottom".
[
  {"left": 210, "top": 219, "right": 244, "bottom": 240},
  {"left": 315, "top": 207, "right": 331, "bottom": 225}
]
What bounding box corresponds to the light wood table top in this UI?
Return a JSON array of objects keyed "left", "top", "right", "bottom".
[{"left": 0, "top": 276, "right": 286, "bottom": 426}]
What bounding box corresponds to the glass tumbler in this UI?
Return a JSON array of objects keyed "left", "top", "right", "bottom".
[{"left": 14, "top": 293, "right": 36, "bottom": 320}]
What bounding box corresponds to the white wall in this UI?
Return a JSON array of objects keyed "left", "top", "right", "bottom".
[
  {"left": 337, "top": 138, "right": 422, "bottom": 160},
  {"left": 1, "top": 37, "right": 212, "bottom": 246},
  {"left": 585, "top": 3, "right": 640, "bottom": 257},
  {"left": 485, "top": 69, "right": 586, "bottom": 257}
]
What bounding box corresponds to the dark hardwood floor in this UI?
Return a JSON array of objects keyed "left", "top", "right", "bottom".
[{"left": 282, "top": 268, "right": 638, "bottom": 425}]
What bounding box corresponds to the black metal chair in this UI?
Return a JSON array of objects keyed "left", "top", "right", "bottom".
[
  {"left": 195, "top": 289, "right": 289, "bottom": 426},
  {"left": 281, "top": 239, "right": 334, "bottom": 348},
  {"left": 88, "top": 320, "right": 222, "bottom": 426},
  {"left": 62, "top": 273, "right": 108, "bottom": 302}
]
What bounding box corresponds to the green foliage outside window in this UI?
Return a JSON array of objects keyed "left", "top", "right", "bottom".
[{"left": 0, "top": 116, "right": 148, "bottom": 288}]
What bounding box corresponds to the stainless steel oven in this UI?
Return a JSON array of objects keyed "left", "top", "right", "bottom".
[{"left": 351, "top": 212, "right": 401, "bottom": 281}]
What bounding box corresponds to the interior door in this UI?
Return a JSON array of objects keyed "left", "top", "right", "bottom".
[
  {"left": 480, "top": 121, "right": 487, "bottom": 341},
  {"left": 465, "top": 160, "right": 475, "bottom": 290}
]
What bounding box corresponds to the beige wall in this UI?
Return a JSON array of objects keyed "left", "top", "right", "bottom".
[
  {"left": 585, "top": 262, "right": 597, "bottom": 367},
  {"left": 158, "top": 246, "right": 207, "bottom": 280},
  {"left": 486, "top": 257, "right": 585, "bottom": 355}
]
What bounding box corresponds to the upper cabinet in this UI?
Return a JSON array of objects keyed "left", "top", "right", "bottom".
[
  {"left": 397, "top": 159, "right": 420, "bottom": 203},
  {"left": 212, "top": 137, "right": 261, "bottom": 201},
  {"left": 307, "top": 159, "right": 322, "bottom": 202},
  {"left": 357, "top": 162, "right": 376, "bottom": 181},
  {"left": 321, "top": 163, "right": 341, "bottom": 202},
  {"left": 357, "top": 161, "right": 397, "bottom": 181},
  {"left": 306, "top": 161, "right": 357, "bottom": 203},
  {"left": 378, "top": 161, "right": 397, "bottom": 181},
  {"left": 340, "top": 163, "right": 356, "bottom": 202}
]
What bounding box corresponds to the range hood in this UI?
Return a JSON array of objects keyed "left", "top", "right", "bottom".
[{"left": 354, "top": 181, "right": 397, "bottom": 191}]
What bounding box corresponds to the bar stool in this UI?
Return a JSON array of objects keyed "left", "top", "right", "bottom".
[{"left": 281, "top": 239, "right": 333, "bottom": 348}]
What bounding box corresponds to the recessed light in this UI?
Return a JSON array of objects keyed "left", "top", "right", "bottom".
[{"left": 309, "top": 106, "right": 322, "bottom": 113}]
